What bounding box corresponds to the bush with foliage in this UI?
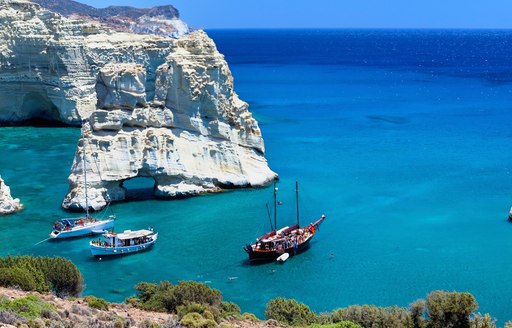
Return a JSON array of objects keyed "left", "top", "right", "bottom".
[
  {"left": 180, "top": 311, "right": 217, "bottom": 328},
  {"left": 219, "top": 301, "right": 240, "bottom": 318},
  {"left": 425, "top": 290, "right": 478, "bottom": 328},
  {"left": 265, "top": 297, "right": 317, "bottom": 326},
  {"left": 0, "top": 256, "right": 84, "bottom": 297},
  {"left": 307, "top": 322, "right": 362, "bottom": 328},
  {"left": 469, "top": 313, "right": 496, "bottom": 328},
  {"left": 331, "top": 304, "right": 412, "bottom": 328},
  {"left": 131, "top": 280, "right": 222, "bottom": 314},
  {"left": 0, "top": 267, "right": 38, "bottom": 292},
  {"left": 240, "top": 312, "right": 260, "bottom": 322},
  {"left": 0, "top": 295, "right": 55, "bottom": 318},
  {"left": 84, "top": 295, "right": 110, "bottom": 311}
]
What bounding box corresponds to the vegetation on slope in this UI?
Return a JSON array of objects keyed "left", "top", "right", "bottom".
[
  {"left": 0, "top": 256, "right": 506, "bottom": 328},
  {"left": 0, "top": 256, "right": 83, "bottom": 297}
]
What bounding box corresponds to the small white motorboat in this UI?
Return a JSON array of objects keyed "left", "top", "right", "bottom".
[
  {"left": 50, "top": 216, "right": 115, "bottom": 239},
  {"left": 276, "top": 253, "right": 289, "bottom": 263},
  {"left": 90, "top": 228, "right": 158, "bottom": 256}
]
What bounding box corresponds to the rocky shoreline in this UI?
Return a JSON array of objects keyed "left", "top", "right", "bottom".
[{"left": 0, "top": 287, "right": 283, "bottom": 328}]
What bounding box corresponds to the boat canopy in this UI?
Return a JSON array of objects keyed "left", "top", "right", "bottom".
[
  {"left": 57, "top": 219, "right": 74, "bottom": 226},
  {"left": 59, "top": 217, "right": 85, "bottom": 223},
  {"left": 115, "top": 229, "right": 154, "bottom": 240}
]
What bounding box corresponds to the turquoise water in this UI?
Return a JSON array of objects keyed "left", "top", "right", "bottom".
[{"left": 2, "top": 29, "right": 512, "bottom": 323}]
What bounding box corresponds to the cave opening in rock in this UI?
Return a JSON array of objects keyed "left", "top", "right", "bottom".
[
  {"left": 19, "top": 92, "right": 64, "bottom": 126},
  {"left": 121, "top": 176, "right": 157, "bottom": 201}
]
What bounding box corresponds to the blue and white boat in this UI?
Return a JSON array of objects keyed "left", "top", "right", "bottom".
[
  {"left": 90, "top": 228, "right": 158, "bottom": 256},
  {"left": 50, "top": 216, "right": 115, "bottom": 239}
]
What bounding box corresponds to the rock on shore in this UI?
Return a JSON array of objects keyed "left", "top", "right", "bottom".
[{"left": 0, "top": 176, "right": 23, "bottom": 215}]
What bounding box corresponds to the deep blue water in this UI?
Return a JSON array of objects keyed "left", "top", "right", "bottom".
[{"left": 2, "top": 29, "right": 512, "bottom": 324}]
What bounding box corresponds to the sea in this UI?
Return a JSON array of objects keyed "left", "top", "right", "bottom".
[{"left": 1, "top": 29, "right": 512, "bottom": 323}]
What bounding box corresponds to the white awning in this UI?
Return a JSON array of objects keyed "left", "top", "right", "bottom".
[{"left": 115, "top": 229, "right": 154, "bottom": 240}]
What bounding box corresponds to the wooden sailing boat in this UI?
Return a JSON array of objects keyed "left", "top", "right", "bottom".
[
  {"left": 49, "top": 122, "right": 115, "bottom": 239},
  {"left": 244, "top": 180, "right": 326, "bottom": 262}
]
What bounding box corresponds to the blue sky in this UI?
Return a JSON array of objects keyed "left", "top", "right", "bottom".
[{"left": 78, "top": 0, "right": 512, "bottom": 29}]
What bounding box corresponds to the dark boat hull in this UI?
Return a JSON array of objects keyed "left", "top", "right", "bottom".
[{"left": 246, "top": 238, "right": 312, "bottom": 263}]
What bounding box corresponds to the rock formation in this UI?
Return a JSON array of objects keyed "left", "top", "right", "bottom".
[
  {"left": 0, "top": 0, "right": 187, "bottom": 125},
  {"left": 31, "top": 0, "right": 189, "bottom": 38},
  {"left": 0, "top": 176, "right": 23, "bottom": 215},
  {"left": 63, "top": 30, "right": 275, "bottom": 211},
  {"left": 0, "top": 0, "right": 275, "bottom": 210},
  {"left": 0, "top": 0, "right": 106, "bottom": 124}
]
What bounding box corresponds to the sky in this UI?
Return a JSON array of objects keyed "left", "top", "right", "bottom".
[{"left": 78, "top": 0, "right": 512, "bottom": 29}]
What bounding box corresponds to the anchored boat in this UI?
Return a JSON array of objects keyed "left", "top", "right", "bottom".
[
  {"left": 90, "top": 228, "right": 158, "bottom": 256},
  {"left": 50, "top": 216, "right": 114, "bottom": 239},
  {"left": 244, "top": 180, "right": 326, "bottom": 263},
  {"left": 50, "top": 122, "right": 114, "bottom": 239}
]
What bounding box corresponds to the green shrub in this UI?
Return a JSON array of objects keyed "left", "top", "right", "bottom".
[
  {"left": 219, "top": 301, "right": 240, "bottom": 318},
  {"left": 37, "top": 257, "right": 84, "bottom": 298},
  {"left": 240, "top": 312, "right": 260, "bottom": 322},
  {"left": 409, "top": 299, "right": 425, "bottom": 328},
  {"left": 166, "top": 281, "right": 222, "bottom": 311},
  {"left": 0, "top": 295, "right": 55, "bottom": 319},
  {"left": 470, "top": 313, "right": 496, "bottom": 328},
  {"left": 84, "top": 295, "right": 109, "bottom": 311},
  {"left": 132, "top": 281, "right": 169, "bottom": 312},
  {"left": 426, "top": 291, "right": 478, "bottom": 328},
  {"left": 265, "top": 297, "right": 317, "bottom": 326},
  {"left": 0, "top": 267, "right": 38, "bottom": 292},
  {"left": 177, "top": 303, "right": 208, "bottom": 319},
  {"left": 180, "top": 312, "right": 217, "bottom": 328},
  {"left": 134, "top": 282, "right": 159, "bottom": 303},
  {"left": 0, "top": 256, "right": 84, "bottom": 298},
  {"left": 307, "top": 322, "right": 362, "bottom": 328},
  {"left": 130, "top": 280, "right": 222, "bottom": 315},
  {"left": 332, "top": 305, "right": 412, "bottom": 328}
]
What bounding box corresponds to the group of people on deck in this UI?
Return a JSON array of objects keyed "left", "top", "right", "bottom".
[
  {"left": 255, "top": 226, "right": 314, "bottom": 252},
  {"left": 53, "top": 215, "right": 98, "bottom": 231}
]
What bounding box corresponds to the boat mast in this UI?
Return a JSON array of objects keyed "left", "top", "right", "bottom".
[
  {"left": 273, "top": 179, "right": 277, "bottom": 232},
  {"left": 296, "top": 180, "right": 300, "bottom": 226},
  {"left": 81, "top": 122, "right": 89, "bottom": 217}
]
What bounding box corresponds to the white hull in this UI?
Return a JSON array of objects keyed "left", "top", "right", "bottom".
[
  {"left": 50, "top": 219, "right": 115, "bottom": 239},
  {"left": 90, "top": 233, "right": 158, "bottom": 256}
]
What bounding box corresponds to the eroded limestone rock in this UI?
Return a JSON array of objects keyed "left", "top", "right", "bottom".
[
  {"left": 0, "top": 0, "right": 275, "bottom": 210},
  {"left": 0, "top": 176, "right": 23, "bottom": 215},
  {"left": 61, "top": 30, "right": 275, "bottom": 210}
]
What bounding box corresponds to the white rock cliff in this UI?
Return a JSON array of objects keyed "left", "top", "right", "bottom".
[
  {"left": 0, "top": 0, "right": 275, "bottom": 210},
  {"left": 0, "top": 1, "right": 277, "bottom": 210},
  {"left": 0, "top": 176, "right": 23, "bottom": 215}
]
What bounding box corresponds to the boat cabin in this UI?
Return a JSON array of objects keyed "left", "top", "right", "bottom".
[{"left": 94, "top": 229, "right": 154, "bottom": 248}]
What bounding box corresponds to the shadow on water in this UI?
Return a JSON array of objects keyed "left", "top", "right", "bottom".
[
  {"left": 365, "top": 115, "right": 409, "bottom": 125},
  {"left": 85, "top": 249, "right": 156, "bottom": 263}
]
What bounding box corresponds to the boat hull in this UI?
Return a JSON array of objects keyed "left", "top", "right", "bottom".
[
  {"left": 246, "top": 238, "right": 312, "bottom": 263},
  {"left": 90, "top": 233, "right": 158, "bottom": 256},
  {"left": 50, "top": 219, "right": 114, "bottom": 239}
]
